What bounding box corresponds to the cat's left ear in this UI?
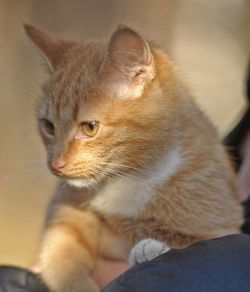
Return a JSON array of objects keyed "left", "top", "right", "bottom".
[
  {"left": 100, "top": 25, "right": 155, "bottom": 99},
  {"left": 23, "top": 23, "right": 76, "bottom": 72}
]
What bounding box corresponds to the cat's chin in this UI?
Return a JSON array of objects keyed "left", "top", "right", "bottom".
[{"left": 67, "top": 178, "right": 97, "bottom": 189}]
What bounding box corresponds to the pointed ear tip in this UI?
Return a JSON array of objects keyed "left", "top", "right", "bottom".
[
  {"left": 23, "top": 22, "right": 29, "bottom": 31},
  {"left": 23, "top": 22, "right": 36, "bottom": 36},
  {"left": 114, "top": 24, "right": 138, "bottom": 34},
  {"left": 111, "top": 25, "right": 143, "bottom": 44},
  {"left": 23, "top": 22, "right": 31, "bottom": 29},
  {"left": 116, "top": 24, "right": 130, "bottom": 30}
]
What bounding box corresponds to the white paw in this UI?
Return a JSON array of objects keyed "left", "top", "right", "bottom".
[{"left": 129, "top": 238, "right": 170, "bottom": 267}]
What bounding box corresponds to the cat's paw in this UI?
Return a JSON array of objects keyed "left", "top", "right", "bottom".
[{"left": 129, "top": 238, "right": 170, "bottom": 267}]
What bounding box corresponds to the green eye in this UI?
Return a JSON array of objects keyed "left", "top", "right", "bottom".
[{"left": 81, "top": 121, "right": 100, "bottom": 137}]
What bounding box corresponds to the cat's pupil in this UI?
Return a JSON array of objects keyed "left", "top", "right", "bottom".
[{"left": 88, "top": 123, "right": 94, "bottom": 131}]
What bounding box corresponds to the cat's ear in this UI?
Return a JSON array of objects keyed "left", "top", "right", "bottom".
[
  {"left": 23, "top": 23, "right": 76, "bottom": 72},
  {"left": 101, "top": 25, "right": 155, "bottom": 99}
]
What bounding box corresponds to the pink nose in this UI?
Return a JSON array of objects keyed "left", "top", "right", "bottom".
[{"left": 52, "top": 159, "right": 66, "bottom": 171}]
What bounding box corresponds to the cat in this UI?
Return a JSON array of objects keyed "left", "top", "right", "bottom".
[{"left": 24, "top": 23, "right": 243, "bottom": 292}]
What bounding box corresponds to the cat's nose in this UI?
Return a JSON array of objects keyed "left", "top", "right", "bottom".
[{"left": 51, "top": 159, "right": 66, "bottom": 172}]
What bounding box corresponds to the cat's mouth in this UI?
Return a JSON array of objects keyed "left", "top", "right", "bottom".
[
  {"left": 49, "top": 162, "right": 130, "bottom": 188},
  {"left": 49, "top": 165, "right": 105, "bottom": 188}
]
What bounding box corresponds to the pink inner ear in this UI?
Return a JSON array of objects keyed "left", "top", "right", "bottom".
[{"left": 100, "top": 26, "right": 155, "bottom": 99}]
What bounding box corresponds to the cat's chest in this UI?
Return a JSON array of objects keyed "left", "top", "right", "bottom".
[
  {"left": 90, "top": 176, "right": 155, "bottom": 217},
  {"left": 90, "top": 148, "right": 182, "bottom": 217}
]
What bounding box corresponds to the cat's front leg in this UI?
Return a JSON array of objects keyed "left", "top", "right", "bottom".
[
  {"left": 129, "top": 238, "right": 170, "bottom": 267},
  {"left": 40, "top": 206, "right": 101, "bottom": 292}
]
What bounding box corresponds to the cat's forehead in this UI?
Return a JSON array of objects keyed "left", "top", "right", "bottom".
[
  {"left": 50, "top": 41, "right": 105, "bottom": 98},
  {"left": 40, "top": 41, "right": 108, "bottom": 119}
]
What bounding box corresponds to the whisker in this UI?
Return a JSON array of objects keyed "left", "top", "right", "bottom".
[
  {"left": 95, "top": 164, "right": 144, "bottom": 182},
  {"left": 95, "top": 165, "right": 125, "bottom": 179},
  {"left": 91, "top": 166, "right": 132, "bottom": 186},
  {"left": 18, "top": 164, "right": 47, "bottom": 185},
  {"left": 1, "top": 159, "right": 45, "bottom": 167},
  {"left": 2, "top": 163, "right": 47, "bottom": 193},
  {"left": 31, "top": 169, "right": 52, "bottom": 196},
  {"left": 19, "top": 74, "right": 40, "bottom": 84},
  {"left": 99, "top": 162, "right": 152, "bottom": 176},
  {"left": 14, "top": 85, "right": 39, "bottom": 101},
  {"left": 100, "top": 162, "right": 142, "bottom": 171}
]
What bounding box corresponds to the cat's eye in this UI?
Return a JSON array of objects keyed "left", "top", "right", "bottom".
[
  {"left": 39, "top": 119, "right": 55, "bottom": 136},
  {"left": 81, "top": 121, "right": 100, "bottom": 137}
]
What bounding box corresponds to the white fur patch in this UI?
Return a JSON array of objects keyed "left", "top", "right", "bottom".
[
  {"left": 67, "top": 178, "right": 97, "bottom": 188},
  {"left": 90, "top": 147, "right": 183, "bottom": 217},
  {"left": 129, "top": 238, "right": 170, "bottom": 267}
]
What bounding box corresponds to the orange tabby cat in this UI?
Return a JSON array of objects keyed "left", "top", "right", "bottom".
[{"left": 24, "top": 23, "right": 243, "bottom": 292}]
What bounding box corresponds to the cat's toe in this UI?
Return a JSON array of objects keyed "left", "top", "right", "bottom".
[{"left": 129, "top": 238, "right": 170, "bottom": 267}]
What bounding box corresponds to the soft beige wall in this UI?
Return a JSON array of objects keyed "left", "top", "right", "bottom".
[{"left": 0, "top": 0, "right": 249, "bottom": 267}]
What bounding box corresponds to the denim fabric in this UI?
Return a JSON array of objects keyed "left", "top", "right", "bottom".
[{"left": 102, "top": 234, "right": 250, "bottom": 292}]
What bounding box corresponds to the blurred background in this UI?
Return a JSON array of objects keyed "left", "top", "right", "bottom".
[{"left": 0, "top": 0, "right": 249, "bottom": 267}]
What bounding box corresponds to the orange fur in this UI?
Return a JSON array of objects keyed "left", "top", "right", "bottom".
[{"left": 24, "top": 23, "right": 243, "bottom": 292}]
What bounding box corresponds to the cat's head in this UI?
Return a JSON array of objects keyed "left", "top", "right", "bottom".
[{"left": 24, "top": 23, "right": 176, "bottom": 188}]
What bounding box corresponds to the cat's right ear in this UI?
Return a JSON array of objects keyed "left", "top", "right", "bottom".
[{"left": 23, "top": 23, "right": 76, "bottom": 72}]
